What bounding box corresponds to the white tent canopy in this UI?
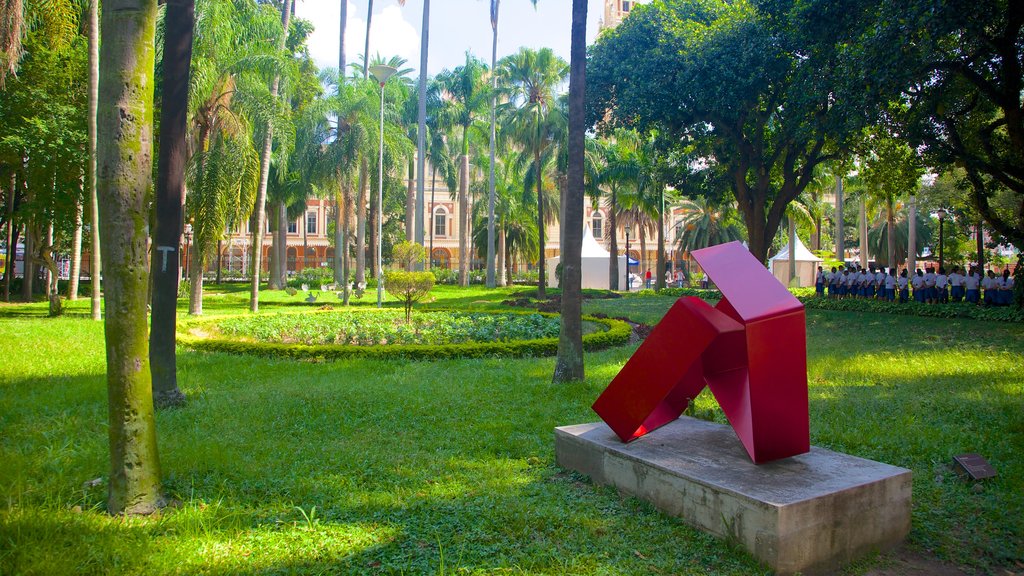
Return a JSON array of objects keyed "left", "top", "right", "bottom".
[
  {"left": 547, "top": 226, "right": 628, "bottom": 290},
  {"left": 769, "top": 235, "right": 822, "bottom": 287}
]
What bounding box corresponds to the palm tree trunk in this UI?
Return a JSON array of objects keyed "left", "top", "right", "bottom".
[
  {"left": 497, "top": 225, "right": 506, "bottom": 286},
  {"left": 428, "top": 166, "right": 436, "bottom": 269},
  {"left": 3, "top": 173, "right": 14, "bottom": 301},
  {"left": 96, "top": 0, "right": 163, "bottom": 515},
  {"left": 268, "top": 215, "right": 280, "bottom": 289},
  {"left": 334, "top": 189, "right": 344, "bottom": 286},
  {"left": 150, "top": 0, "right": 193, "bottom": 409},
  {"left": 88, "top": 0, "right": 102, "bottom": 320},
  {"left": 459, "top": 153, "right": 469, "bottom": 286},
  {"left": 486, "top": 0, "right": 498, "bottom": 288},
  {"left": 342, "top": 183, "right": 353, "bottom": 305},
  {"left": 554, "top": 0, "right": 587, "bottom": 384},
  {"left": 656, "top": 189, "right": 665, "bottom": 290},
  {"left": 536, "top": 146, "right": 545, "bottom": 299},
  {"left": 356, "top": 159, "right": 367, "bottom": 285},
  {"left": 188, "top": 245, "right": 203, "bottom": 315},
  {"left": 68, "top": 196, "right": 83, "bottom": 299},
  {"left": 907, "top": 197, "right": 917, "bottom": 271},
  {"left": 788, "top": 217, "right": 797, "bottom": 285},
  {"left": 608, "top": 190, "right": 618, "bottom": 290},
  {"left": 415, "top": 0, "right": 429, "bottom": 252},
  {"left": 363, "top": 0, "right": 373, "bottom": 79},
  {"left": 277, "top": 201, "right": 288, "bottom": 284},
  {"left": 886, "top": 201, "right": 896, "bottom": 269},
  {"left": 834, "top": 176, "right": 844, "bottom": 262},
  {"left": 859, "top": 199, "right": 868, "bottom": 269},
  {"left": 21, "top": 217, "right": 33, "bottom": 301},
  {"left": 335, "top": 0, "right": 347, "bottom": 286},
  {"left": 406, "top": 158, "right": 415, "bottom": 242},
  {"left": 249, "top": 0, "right": 293, "bottom": 312}
]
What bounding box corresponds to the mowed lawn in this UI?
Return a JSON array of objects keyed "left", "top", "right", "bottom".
[{"left": 0, "top": 286, "right": 1021, "bottom": 575}]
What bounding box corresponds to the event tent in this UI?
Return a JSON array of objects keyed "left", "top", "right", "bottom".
[
  {"left": 547, "top": 226, "right": 628, "bottom": 289},
  {"left": 769, "top": 235, "right": 822, "bottom": 287}
]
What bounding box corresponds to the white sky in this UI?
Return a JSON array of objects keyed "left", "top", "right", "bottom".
[{"left": 294, "top": 0, "right": 605, "bottom": 76}]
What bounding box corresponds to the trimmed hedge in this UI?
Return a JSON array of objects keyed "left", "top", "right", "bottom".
[
  {"left": 797, "top": 295, "right": 1024, "bottom": 322},
  {"left": 178, "top": 311, "right": 632, "bottom": 361}
]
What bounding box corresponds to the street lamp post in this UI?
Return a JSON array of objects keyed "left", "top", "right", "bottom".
[
  {"left": 369, "top": 64, "right": 397, "bottom": 308},
  {"left": 937, "top": 208, "right": 947, "bottom": 271}
]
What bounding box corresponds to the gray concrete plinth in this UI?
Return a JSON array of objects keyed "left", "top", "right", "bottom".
[{"left": 555, "top": 417, "right": 912, "bottom": 575}]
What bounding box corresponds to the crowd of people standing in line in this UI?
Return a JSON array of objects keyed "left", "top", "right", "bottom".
[{"left": 815, "top": 264, "right": 1017, "bottom": 306}]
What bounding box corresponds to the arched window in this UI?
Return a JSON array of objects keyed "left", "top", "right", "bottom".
[
  {"left": 433, "top": 207, "right": 448, "bottom": 237},
  {"left": 431, "top": 248, "right": 451, "bottom": 269},
  {"left": 592, "top": 210, "right": 605, "bottom": 240}
]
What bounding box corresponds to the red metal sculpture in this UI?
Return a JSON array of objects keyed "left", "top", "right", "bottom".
[{"left": 592, "top": 241, "right": 809, "bottom": 464}]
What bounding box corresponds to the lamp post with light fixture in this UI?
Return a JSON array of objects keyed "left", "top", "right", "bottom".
[{"left": 369, "top": 64, "right": 397, "bottom": 308}]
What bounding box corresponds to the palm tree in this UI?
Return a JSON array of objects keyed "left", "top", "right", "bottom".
[
  {"left": 498, "top": 46, "right": 567, "bottom": 298},
  {"left": 249, "top": 0, "right": 293, "bottom": 313},
  {"left": 87, "top": 0, "right": 100, "bottom": 321},
  {"left": 861, "top": 134, "right": 924, "bottom": 268},
  {"left": 554, "top": 0, "right": 587, "bottom": 383},
  {"left": 675, "top": 197, "right": 744, "bottom": 255},
  {"left": 436, "top": 53, "right": 489, "bottom": 286},
  {"left": 95, "top": 0, "right": 163, "bottom": 515}
]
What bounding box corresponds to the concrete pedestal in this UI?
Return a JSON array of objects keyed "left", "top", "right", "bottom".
[{"left": 555, "top": 418, "right": 912, "bottom": 575}]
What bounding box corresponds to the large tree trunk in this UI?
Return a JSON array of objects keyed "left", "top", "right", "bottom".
[
  {"left": 277, "top": 201, "right": 287, "bottom": 285},
  {"left": 96, "top": 0, "right": 163, "bottom": 515},
  {"left": 68, "top": 198, "right": 83, "bottom": 300},
  {"left": 249, "top": 0, "right": 292, "bottom": 312},
  {"left": 21, "top": 220, "right": 33, "bottom": 301},
  {"left": 886, "top": 203, "right": 896, "bottom": 269},
  {"left": 149, "top": 0, "right": 193, "bottom": 409},
  {"left": 497, "top": 225, "right": 506, "bottom": 286},
  {"left": 267, "top": 214, "right": 280, "bottom": 289},
  {"left": 458, "top": 153, "right": 469, "bottom": 286},
  {"left": 553, "top": 0, "right": 587, "bottom": 383},
  {"left": 342, "top": 183, "right": 352, "bottom": 304},
  {"left": 89, "top": 0, "right": 102, "bottom": 320},
  {"left": 334, "top": 190, "right": 345, "bottom": 286},
  {"left": 656, "top": 191, "right": 666, "bottom": 290},
  {"left": 335, "top": 0, "right": 347, "bottom": 287}
]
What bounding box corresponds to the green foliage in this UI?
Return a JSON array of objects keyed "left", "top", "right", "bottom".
[
  {"left": 390, "top": 242, "right": 426, "bottom": 270},
  {"left": 179, "top": 311, "right": 629, "bottom": 361},
  {"left": 286, "top": 266, "right": 335, "bottom": 289},
  {"left": 383, "top": 270, "right": 434, "bottom": 321},
  {"left": 799, "top": 295, "right": 1024, "bottom": 323}
]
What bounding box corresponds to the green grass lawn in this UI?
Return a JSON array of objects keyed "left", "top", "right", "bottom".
[{"left": 0, "top": 285, "right": 1021, "bottom": 575}]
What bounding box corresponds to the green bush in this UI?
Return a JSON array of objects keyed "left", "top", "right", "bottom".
[
  {"left": 287, "top": 267, "right": 335, "bottom": 289},
  {"left": 384, "top": 270, "right": 435, "bottom": 321},
  {"left": 430, "top": 268, "right": 459, "bottom": 285},
  {"left": 179, "top": 312, "right": 631, "bottom": 361}
]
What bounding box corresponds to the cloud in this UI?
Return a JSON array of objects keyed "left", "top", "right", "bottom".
[{"left": 296, "top": 1, "right": 420, "bottom": 74}]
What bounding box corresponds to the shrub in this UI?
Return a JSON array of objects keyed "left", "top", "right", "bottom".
[
  {"left": 430, "top": 268, "right": 459, "bottom": 285},
  {"left": 392, "top": 242, "right": 426, "bottom": 270},
  {"left": 383, "top": 270, "right": 435, "bottom": 321},
  {"left": 287, "top": 266, "right": 335, "bottom": 289}
]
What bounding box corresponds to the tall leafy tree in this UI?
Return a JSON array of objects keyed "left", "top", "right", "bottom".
[
  {"left": 859, "top": 131, "right": 924, "bottom": 268},
  {"left": 96, "top": 0, "right": 163, "bottom": 515},
  {"left": 588, "top": 0, "right": 899, "bottom": 263},
  {"left": 499, "top": 46, "right": 567, "bottom": 298}
]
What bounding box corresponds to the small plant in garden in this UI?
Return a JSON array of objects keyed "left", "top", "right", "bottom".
[
  {"left": 384, "top": 270, "right": 435, "bottom": 321},
  {"left": 391, "top": 241, "right": 426, "bottom": 270}
]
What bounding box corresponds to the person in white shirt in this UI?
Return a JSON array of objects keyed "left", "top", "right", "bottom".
[
  {"left": 1002, "top": 270, "right": 1016, "bottom": 306},
  {"left": 875, "top": 268, "right": 886, "bottom": 300},
  {"left": 815, "top": 266, "right": 826, "bottom": 297},
  {"left": 884, "top": 268, "right": 897, "bottom": 301},
  {"left": 965, "top": 266, "right": 981, "bottom": 304},
  {"left": 949, "top": 266, "right": 965, "bottom": 302},
  {"left": 924, "top": 267, "right": 937, "bottom": 303},
  {"left": 911, "top": 269, "right": 926, "bottom": 303},
  {"left": 935, "top": 267, "right": 949, "bottom": 303},
  {"left": 897, "top": 269, "right": 910, "bottom": 303},
  {"left": 982, "top": 270, "right": 997, "bottom": 305},
  {"left": 845, "top": 268, "right": 857, "bottom": 298}
]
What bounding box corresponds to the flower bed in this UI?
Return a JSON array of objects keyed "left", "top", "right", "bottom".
[{"left": 179, "top": 309, "right": 632, "bottom": 361}]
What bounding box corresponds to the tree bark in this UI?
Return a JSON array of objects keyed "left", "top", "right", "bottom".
[
  {"left": 335, "top": 0, "right": 347, "bottom": 286},
  {"left": 536, "top": 146, "right": 545, "bottom": 299},
  {"left": 458, "top": 153, "right": 469, "bottom": 286},
  {"left": 859, "top": 199, "right": 868, "bottom": 269},
  {"left": 907, "top": 197, "right": 917, "bottom": 271},
  {"left": 406, "top": 157, "right": 415, "bottom": 242},
  {"left": 249, "top": 0, "right": 292, "bottom": 312},
  {"left": 97, "top": 0, "right": 163, "bottom": 516},
  {"left": 608, "top": 190, "right": 618, "bottom": 290},
  {"left": 68, "top": 197, "right": 83, "bottom": 300},
  {"left": 4, "top": 172, "right": 16, "bottom": 301},
  {"left": 268, "top": 213, "right": 280, "bottom": 289},
  {"left": 886, "top": 202, "right": 896, "bottom": 268},
  {"left": 834, "top": 176, "right": 844, "bottom": 262},
  {"left": 553, "top": 0, "right": 587, "bottom": 383},
  {"left": 277, "top": 201, "right": 287, "bottom": 284},
  {"left": 486, "top": 0, "right": 498, "bottom": 288},
  {"left": 656, "top": 189, "right": 665, "bottom": 290},
  {"left": 21, "top": 219, "right": 33, "bottom": 301},
  {"left": 149, "top": 0, "right": 193, "bottom": 409},
  {"left": 89, "top": 0, "right": 102, "bottom": 321},
  {"left": 415, "top": 0, "right": 428, "bottom": 254},
  {"left": 356, "top": 159, "right": 367, "bottom": 285},
  {"left": 188, "top": 244, "right": 203, "bottom": 315}
]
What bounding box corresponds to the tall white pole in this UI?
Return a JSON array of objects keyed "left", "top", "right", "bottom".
[{"left": 377, "top": 81, "right": 385, "bottom": 307}]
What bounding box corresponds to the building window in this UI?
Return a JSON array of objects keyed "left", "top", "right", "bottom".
[
  {"left": 622, "top": 1, "right": 631, "bottom": 12},
  {"left": 433, "top": 207, "right": 447, "bottom": 237},
  {"left": 287, "top": 219, "right": 298, "bottom": 234},
  {"left": 306, "top": 211, "right": 317, "bottom": 234},
  {"left": 592, "top": 211, "right": 604, "bottom": 240}
]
